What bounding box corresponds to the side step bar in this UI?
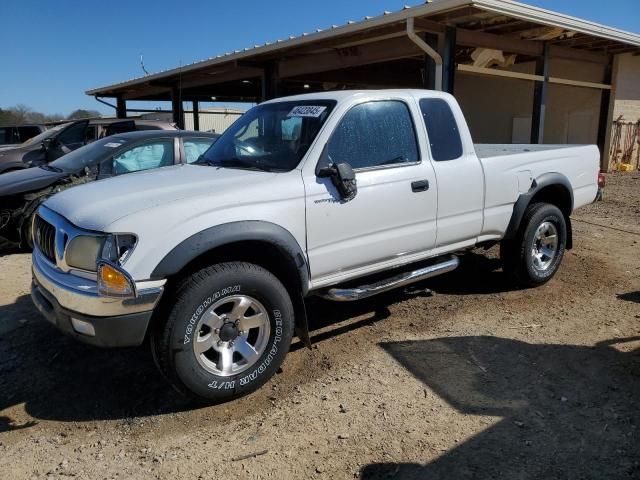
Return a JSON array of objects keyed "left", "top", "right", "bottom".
[{"left": 317, "top": 256, "right": 459, "bottom": 302}]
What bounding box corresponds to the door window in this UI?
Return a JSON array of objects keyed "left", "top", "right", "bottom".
[
  {"left": 57, "top": 122, "right": 87, "bottom": 147},
  {"left": 0, "top": 127, "right": 16, "bottom": 144},
  {"left": 183, "top": 138, "right": 215, "bottom": 163},
  {"left": 113, "top": 139, "right": 174, "bottom": 174},
  {"left": 17, "top": 126, "right": 41, "bottom": 142},
  {"left": 419, "top": 98, "right": 463, "bottom": 161},
  {"left": 326, "top": 101, "right": 419, "bottom": 170}
]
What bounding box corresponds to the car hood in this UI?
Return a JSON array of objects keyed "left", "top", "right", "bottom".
[
  {"left": 44, "top": 164, "right": 280, "bottom": 231},
  {"left": 0, "top": 166, "right": 66, "bottom": 196}
]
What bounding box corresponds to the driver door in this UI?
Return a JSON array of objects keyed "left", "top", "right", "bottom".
[
  {"left": 303, "top": 99, "right": 438, "bottom": 285},
  {"left": 47, "top": 120, "right": 88, "bottom": 161}
]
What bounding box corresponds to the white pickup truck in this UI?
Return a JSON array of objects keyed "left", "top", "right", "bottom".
[{"left": 30, "top": 90, "right": 599, "bottom": 402}]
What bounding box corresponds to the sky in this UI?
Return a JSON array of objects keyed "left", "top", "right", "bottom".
[{"left": 1, "top": 0, "right": 638, "bottom": 116}]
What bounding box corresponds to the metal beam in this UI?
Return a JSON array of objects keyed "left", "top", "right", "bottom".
[
  {"left": 262, "top": 62, "right": 281, "bottom": 100},
  {"left": 116, "top": 96, "right": 127, "bottom": 119},
  {"left": 171, "top": 86, "right": 184, "bottom": 129},
  {"left": 457, "top": 27, "right": 543, "bottom": 56},
  {"left": 442, "top": 26, "right": 457, "bottom": 93},
  {"left": 531, "top": 43, "right": 550, "bottom": 144},
  {"left": 597, "top": 60, "right": 613, "bottom": 170},
  {"left": 279, "top": 36, "right": 422, "bottom": 78},
  {"left": 192, "top": 101, "right": 200, "bottom": 131}
]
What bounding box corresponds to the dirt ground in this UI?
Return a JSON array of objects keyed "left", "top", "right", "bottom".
[{"left": 1, "top": 173, "right": 639, "bottom": 480}]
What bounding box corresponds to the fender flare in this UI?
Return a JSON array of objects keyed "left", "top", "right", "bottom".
[
  {"left": 150, "top": 221, "right": 312, "bottom": 347},
  {"left": 151, "top": 220, "right": 309, "bottom": 289},
  {"left": 504, "top": 172, "right": 574, "bottom": 248}
]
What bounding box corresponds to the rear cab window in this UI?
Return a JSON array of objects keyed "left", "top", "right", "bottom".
[{"left": 419, "top": 98, "right": 463, "bottom": 161}]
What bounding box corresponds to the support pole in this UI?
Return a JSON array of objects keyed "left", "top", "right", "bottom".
[
  {"left": 192, "top": 101, "right": 200, "bottom": 131},
  {"left": 171, "top": 86, "right": 184, "bottom": 129},
  {"left": 116, "top": 96, "right": 127, "bottom": 119},
  {"left": 261, "top": 62, "right": 281, "bottom": 101},
  {"left": 442, "top": 26, "right": 457, "bottom": 94},
  {"left": 530, "top": 43, "right": 550, "bottom": 144},
  {"left": 597, "top": 60, "right": 613, "bottom": 171}
]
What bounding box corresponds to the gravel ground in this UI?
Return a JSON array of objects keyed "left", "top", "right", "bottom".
[{"left": 0, "top": 172, "right": 638, "bottom": 480}]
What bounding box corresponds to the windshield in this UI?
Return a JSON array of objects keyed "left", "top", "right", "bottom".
[
  {"left": 199, "top": 100, "right": 336, "bottom": 172},
  {"left": 22, "top": 123, "right": 71, "bottom": 145},
  {"left": 49, "top": 136, "right": 129, "bottom": 172}
]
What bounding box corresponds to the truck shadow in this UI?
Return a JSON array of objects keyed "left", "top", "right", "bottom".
[
  {"left": 617, "top": 291, "right": 640, "bottom": 303},
  {"left": 361, "top": 336, "right": 640, "bottom": 480}
]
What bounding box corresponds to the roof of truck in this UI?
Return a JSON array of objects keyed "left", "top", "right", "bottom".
[{"left": 262, "top": 89, "right": 453, "bottom": 104}]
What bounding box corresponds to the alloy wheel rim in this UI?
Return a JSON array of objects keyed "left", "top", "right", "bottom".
[
  {"left": 531, "top": 221, "right": 559, "bottom": 272},
  {"left": 193, "top": 295, "right": 270, "bottom": 377}
]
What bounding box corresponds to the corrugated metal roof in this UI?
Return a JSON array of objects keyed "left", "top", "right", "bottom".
[{"left": 86, "top": 0, "right": 640, "bottom": 96}]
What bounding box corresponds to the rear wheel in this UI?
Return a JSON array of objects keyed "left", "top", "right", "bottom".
[
  {"left": 501, "top": 203, "right": 566, "bottom": 287},
  {"left": 151, "top": 262, "right": 294, "bottom": 403}
]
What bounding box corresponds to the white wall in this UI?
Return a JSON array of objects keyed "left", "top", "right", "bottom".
[{"left": 454, "top": 58, "right": 605, "bottom": 146}]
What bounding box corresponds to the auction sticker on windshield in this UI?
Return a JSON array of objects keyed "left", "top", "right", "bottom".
[{"left": 287, "top": 106, "right": 327, "bottom": 118}]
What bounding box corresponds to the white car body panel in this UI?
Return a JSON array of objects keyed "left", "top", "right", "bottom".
[{"left": 41, "top": 89, "right": 599, "bottom": 291}]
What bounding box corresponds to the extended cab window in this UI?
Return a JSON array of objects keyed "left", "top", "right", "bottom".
[
  {"left": 327, "top": 100, "right": 418, "bottom": 170},
  {"left": 419, "top": 98, "right": 463, "bottom": 161}
]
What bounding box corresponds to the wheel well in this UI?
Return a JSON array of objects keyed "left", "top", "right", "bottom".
[
  {"left": 530, "top": 184, "right": 572, "bottom": 218},
  {"left": 505, "top": 182, "right": 574, "bottom": 249},
  {"left": 170, "top": 240, "right": 305, "bottom": 295}
]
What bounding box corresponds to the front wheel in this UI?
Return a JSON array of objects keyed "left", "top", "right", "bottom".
[
  {"left": 151, "top": 262, "right": 295, "bottom": 403},
  {"left": 501, "top": 202, "right": 567, "bottom": 287}
]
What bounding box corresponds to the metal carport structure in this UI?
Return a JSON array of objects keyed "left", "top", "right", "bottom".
[{"left": 86, "top": 0, "right": 640, "bottom": 169}]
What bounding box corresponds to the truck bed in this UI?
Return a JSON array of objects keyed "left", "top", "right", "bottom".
[{"left": 475, "top": 144, "right": 581, "bottom": 159}]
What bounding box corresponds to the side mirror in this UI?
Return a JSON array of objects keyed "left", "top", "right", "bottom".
[{"left": 318, "top": 162, "right": 358, "bottom": 202}]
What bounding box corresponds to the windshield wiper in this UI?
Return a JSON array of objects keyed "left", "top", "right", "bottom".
[
  {"left": 209, "top": 157, "right": 273, "bottom": 172},
  {"left": 39, "top": 165, "right": 63, "bottom": 173}
]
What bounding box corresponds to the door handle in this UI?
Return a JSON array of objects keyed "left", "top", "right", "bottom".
[{"left": 411, "top": 180, "right": 429, "bottom": 192}]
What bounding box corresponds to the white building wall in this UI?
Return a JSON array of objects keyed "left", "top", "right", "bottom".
[{"left": 184, "top": 109, "right": 244, "bottom": 133}]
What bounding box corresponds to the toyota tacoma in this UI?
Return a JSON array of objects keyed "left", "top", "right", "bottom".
[{"left": 30, "top": 90, "right": 599, "bottom": 403}]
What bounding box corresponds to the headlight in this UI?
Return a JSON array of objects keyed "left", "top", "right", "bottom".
[
  {"left": 65, "top": 233, "right": 137, "bottom": 272},
  {"left": 65, "top": 235, "right": 106, "bottom": 271}
]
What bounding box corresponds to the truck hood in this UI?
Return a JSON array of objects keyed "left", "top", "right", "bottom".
[
  {"left": 44, "top": 164, "right": 280, "bottom": 231},
  {"left": 0, "top": 166, "right": 65, "bottom": 196}
]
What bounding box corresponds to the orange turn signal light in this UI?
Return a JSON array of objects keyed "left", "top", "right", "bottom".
[{"left": 97, "top": 262, "right": 136, "bottom": 298}]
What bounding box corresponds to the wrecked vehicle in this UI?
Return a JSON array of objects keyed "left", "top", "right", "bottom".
[
  {"left": 0, "top": 130, "right": 218, "bottom": 249},
  {"left": 0, "top": 124, "right": 46, "bottom": 149},
  {"left": 30, "top": 90, "right": 600, "bottom": 403},
  {"left": 0, "top": 118, "right": 177, "bottom": 174}
]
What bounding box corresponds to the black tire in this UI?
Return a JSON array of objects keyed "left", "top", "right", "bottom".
[
  {"left": 151, "top": 262, "right": 294, "bottom": 403},
  {"left": 501, "top": 202, "right": 567, "bottom": 287}
]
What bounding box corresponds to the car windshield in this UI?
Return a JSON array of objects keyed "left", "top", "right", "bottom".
[
  {"left": 199, "top": 100, "right": 336, "bottom": 172},
  {"left": 22, "top": 123, "right": 71, "bottom": 145},
  {"left": 49, "top": 136, "right": 129, "bottom": 172}
]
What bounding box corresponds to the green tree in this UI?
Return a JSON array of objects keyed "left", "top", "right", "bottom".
[{"left": 67, "top": 109, "right": 101, "bottom": 120}]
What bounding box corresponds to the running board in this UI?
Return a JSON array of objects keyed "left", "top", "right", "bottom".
[{"left": 317, "top": 256, "right": 459, "bottom": 302}]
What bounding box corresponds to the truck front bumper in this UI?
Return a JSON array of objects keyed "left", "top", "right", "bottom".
[{"left": 31, "top": 250, "right": 165, "bottom": 347}]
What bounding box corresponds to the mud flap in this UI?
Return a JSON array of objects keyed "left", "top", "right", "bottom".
[{"left": 294, "top": 291, "right": 312, "bottom": 349}]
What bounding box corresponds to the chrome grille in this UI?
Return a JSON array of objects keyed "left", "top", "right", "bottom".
[{"left": 34, "top": 215, "right": 56, "bottom": 263}]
